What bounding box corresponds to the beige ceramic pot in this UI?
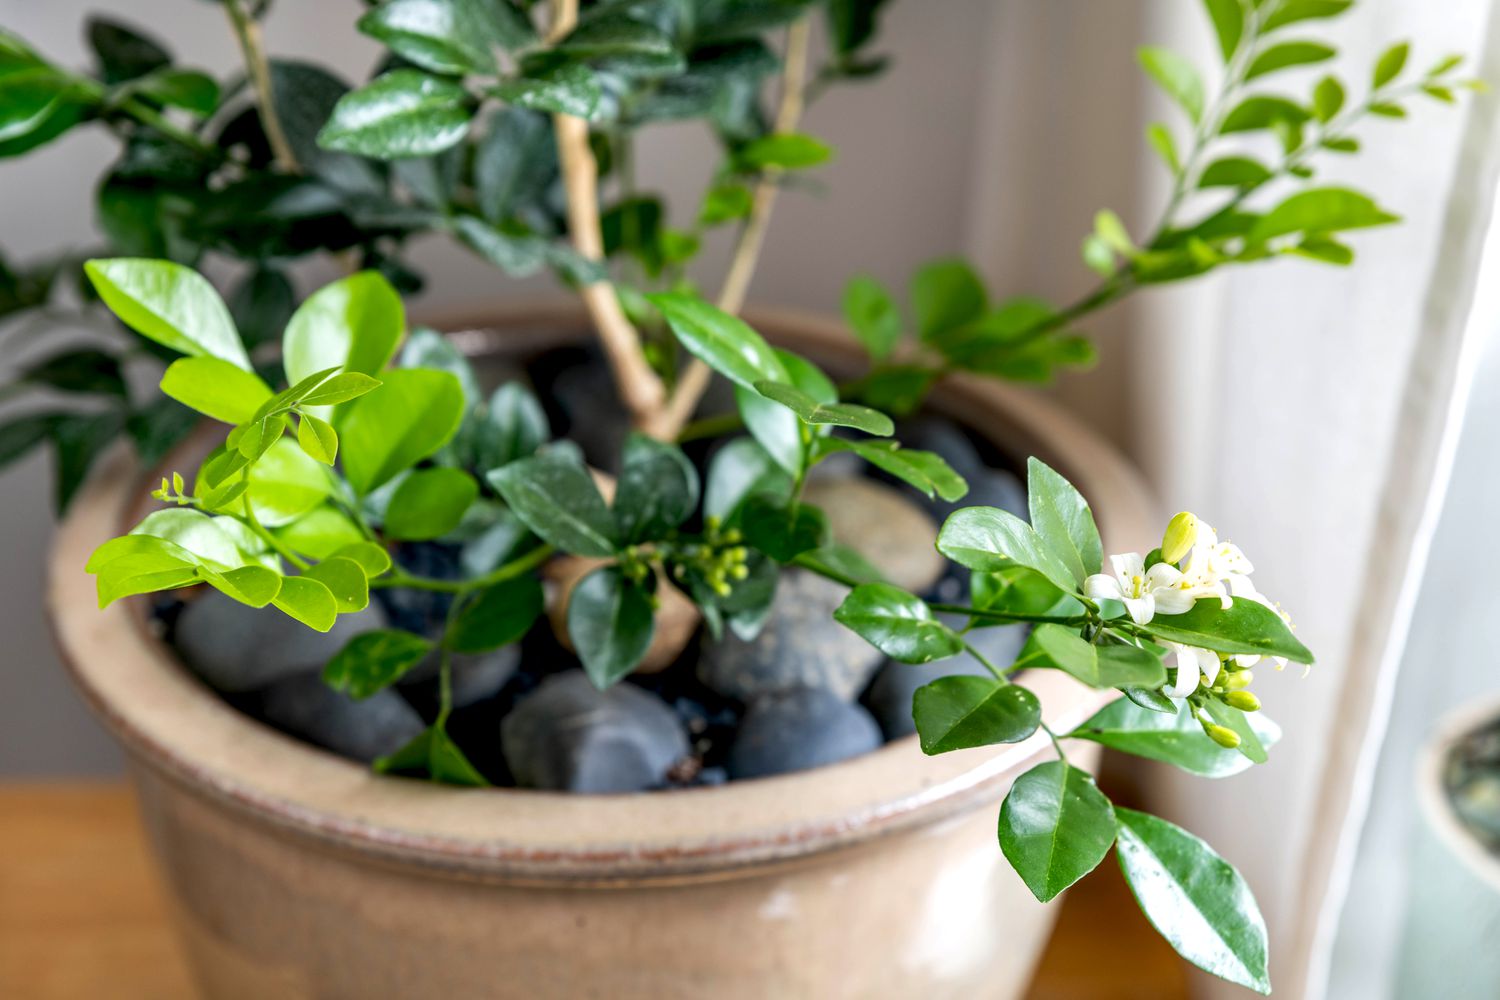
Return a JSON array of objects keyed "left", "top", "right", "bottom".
[{"left": 48, "top": 306, "right": 1158, "bottom": 1000}]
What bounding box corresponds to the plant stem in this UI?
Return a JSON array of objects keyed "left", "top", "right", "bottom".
[
  {"left": 237, "top": 472, "right": 310, "bottom": 571},
  {"left": 1041, "top": 721, "right": 1069, "bottom": 761},
  {"left": 373, "top": 543, "right": 555, "bottom": 594},
  {"left": 928, "top": 602, "right": 1088, "bottom": 627},
  {"left": 657, "top": 16, "right": 814, "bottom": 438},
  {"left": 224, "top": 0, "right": 299, "bottom": 172},
  {"left": 547, "top": 0, "right": 668, "bottom": 433},
  {"left": 964, "top": 641, "right": 1011, "bottom": 685}
]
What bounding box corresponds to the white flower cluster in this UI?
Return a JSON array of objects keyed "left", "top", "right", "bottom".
[{"left": 1084, "top": 512, "right": 1296, "bottom": 699}]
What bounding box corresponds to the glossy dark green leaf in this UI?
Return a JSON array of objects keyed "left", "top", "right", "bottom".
[
  {"left": 815, "top": 438, "right": 967, "bottom": 503},
  {"left": 1246, "top": 41, "right": 1335, "bottom": 81},
  {"left": 1114, "top": 808, "right": 1270, "bottom": 994},
  {"left": 970, "top": 565, "right": 1078, "bottom": 618},
  {"left": 736, "top": 349, "right": 834, "bottom": 476},
  {"left": 568, "top": 566, "right": 654, "bottom": 689},
  {"left": 999, "top": 760, "right": 1117, "bottom": 903},
  {"left": 833, "top": 583, "right": 964, "bottom": 663},
  {"left": 911, "top": 259, "right": 985, "bottom": 343},
  {"left": 51, "top": 410, "right": 126, "bottom": 511},
  {"left": 491, "top": 63, "right": 603, "bottom": 119},
  {"left": 937, "top": 506, "right": 1079, "bottom": 594},
  {"left": 324, "top": 629, "right": 434, "bottom": 699},
  {"left": 614, "top": 433, "right": 700, "bottom": 543},
  {"left": 452, "top": 215, "right": 549, "bottom": 276},
  {"left": 476, "top": 382, "right": 549, "bottom": 472},
  {"left": 447, "top": 575, "right": 544, "bottom": 653},
  {"left": 130, "top": 68, "right": 219, "bottom": 116},
  {"left": 1138, "top": 46, "right": 1204, "bottom": 122},
  {"left": 0, "top": 413, "right": 56, "bottom": 470},
  {"left": 475, "top": 107, "right": 555, "bottom": 223},
  {"left": 1027, "top": 625, "right": 1167, "bottom": 689},
  {"left": 1145, "top": 597, "right": 1312, "bottom": 662},
  {"left": 84, "top": 258, "right": 250, "bottom": 369},
  {"left": 487, "top": 450, "right": 617, "bottom": 556},
  {"left": 338, "top": 369, "right": 466, "bottom": 495},
  {"left": 383, "top": 467, "right": 479, "bottom": 540},
  {"left": 19, "top": 349, "right": 126, "bottom": 397},
  {"left": 229, "top": 268, "right": 296, "bottom": 350},
  {"left": 1248, "top": 187, "right": 1398, "bottom": 242},
  {"left": 1026, "top": 456, "right": 1102, "bottom": 585},
  {"left": 913, "top": 676, "right": 1041, "bottom": 754},
  {"left": 317, "top": 69, "right": 472, "bottom": 159},
  {"left": 648, "top": 292, "right": 787, "bottom": 390},
  {"left": 1071, "top": 697, "right": 1280, "bottom": 777},
  {"left": 753, "top": 380, "right": 894, "bottom": 436},
  {"left": 87, "top": 17, "right": 170, "bottom": 84},
  {"left": 358, "top": 0, "right": 531, "bottom": 75},
  {"left": 703, "top": 437, "right": 792, "bottom": 522},
  {"left": 842, "top": 274, "right": 902, "bottom": 360},
  {"left": 741, "top": 494, "right": 829, "bottom": 562}
]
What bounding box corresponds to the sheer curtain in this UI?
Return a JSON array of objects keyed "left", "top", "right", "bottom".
[{"left": 967, "top": 2, "right": 1500, "bottom": 997}]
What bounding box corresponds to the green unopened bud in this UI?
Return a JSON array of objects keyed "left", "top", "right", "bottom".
[
  {"left": 723, "top": 529, "right": 743, "bottom": 544},
  {"left": 1224, "top": 670, "right": 1254, "bottom": 690},
  {"left": 705, "top": 515, "right": 721, "bottom": 532},
  {"left": 1224, "top": 690, "right": 1261, "bottom": 712},
  {"left": 730, "top": 564, "right": 749, "bottom": 581},
  {"left": 1161, "top": 511, "right": 1198, "bottom": 564},
  {"left": 1204, "top": 724, "right": 1241, "bottom": 749}
]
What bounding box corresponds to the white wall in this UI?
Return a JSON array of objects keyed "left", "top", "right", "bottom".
[{"left": 0, "top": 0, "right": 1005, "bottom": 773}]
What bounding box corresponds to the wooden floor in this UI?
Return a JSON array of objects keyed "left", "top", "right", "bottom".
[{"left": 0, "top": 783, "right": 1186, "bottom": 999}]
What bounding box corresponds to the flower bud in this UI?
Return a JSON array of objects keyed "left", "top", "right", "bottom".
[
  {"left": 1224, "top": 690, "right": 1261, "bottom": 712},
  {"left": 1205, "top": 724, "right": 1241, "bottom": 749},
  {"left": 1224, "top": 670, "right": 1254, "bottom": 690},
  {"left": 1161, "top": 511, "right": 1199, "bottom": 564}
]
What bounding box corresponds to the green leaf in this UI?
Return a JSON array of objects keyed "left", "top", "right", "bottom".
[
  {"left": 1248, "top": 187, "right": 1398, "bottom": 243},
  {"left": 296, "top": 414, "right": 339, "bottom": 465},
  {"left": 0, "top": 413, "right": 56, "bottom": 470},
  {"left": 338, "top": 369, "right": 466, "bottom": 495},
  {"left": 816, "top": 438, "right": 967, "bottom": 502},
  {"left": 84, "top": 258, "right": 250, "bottom": 370},
  {"left": 912, "top": 676, "right": 1041, "bottom": 754},
  {"left": 130, "top": 68, "right": 219, "bottom": 115},
  {"left": 753, "top": 380, "right": 894, "bottom": 436},
  {"left": 1246, "top": 41, "right": 1335, "bottom": 81},
  {"left": 447, "top": 575, "right": 544, "bottom": 653},
  {"left": 18, "top": 349, "right": 126, "bottom": 397},
  {"left": 1026, "top": 456, "right": 1102, "bottom": 585},
  {"left": 735, "top": 132, "right": 832, "bottom": 171},
  {"left": 736, "top": 350, "right": 835, "bottom": 475},
  {"left": 1312, "top": 76, "right": 1345, "bottom": 123},
  {"left": 271, "top": 574, "right": 339, "bottom": 631},
  {"left": 491, "top": 63, "right": 602, "bottom": 119},
  {"left": 87, "top": 17, "right": 170, "bottom": 84},
  {"left": 127, "top": 508, "right": 251, "bottom": 569},
  {"left": 1114, "top": 808, "right": 1270, "bottom": 994},
  {"left": 200, "top": 565, "right": 282, "bottom": 608},
  {"left": 833, "top": 583, "right": 965, "bottom": 663},
  {"left": 475, "top": 107, "right": 555, "bottom": 223},
  {"left": 1144, "top": 597, "right": 1313, "bottom": 662},
  {"left": 1262, "top": 0, "right": 1352, "bottom": 31},
  {"left": 159, "top": 357, "right": 273, "bottom": 424},
  {"left": 648, "top": 293, "right": 788, "bottom": 391},
  {"left": 741, "top": 494, "right": 829, "bottom": 562},
  {"left": 911, "top": 259, "right": 985, "bottom": 342},
  {"left": 842, "top": 275, "right": 902, "bottom": 360},
  {"left": 1138, "top": 47, "right": 1204, "bottom": 122},
  {"left": 282, "top": 271, "right": 404, "bottom": 390},
  {"left": 567, "top": 566, "right": 654, "bottom": 689},
  {"left": 300, "top": 373, "right": 382, "bottom": 406},
  {"left": 971, "top": 565, "right": 1077, "bottom": 618},
  {"left": 357, "top": 0, "right": 526, "bottom": 76},
  {"left": 1201, "top": 697, "right": 1270, "bottom": 764},
  {"left": 1028, "top": 625, "right": 1167, "bottom": 689},
  {"left": 1147, "top": 123, "right": 1180, "bottom": 173},
  {"left": 937, "top": 506, "right": 1079, "bottom": 595},
  {"left": 317, "top": 69, "right": 471, "bottom": 159},
  {"left": 699, "top": 182, "right": 753, "bottom": 226},
  {"left": 999, "top": 760, "right": 1117, "bottom": 903},
  {"left": 324, "top": 629, "right": 435, "bottom": 699},
  {"left": 229, "top": 268, "right": 296, "bottom": 350},
  {"left": 1072, "top": 697, "right": 1280, "bottom": 776},
  {"left": 703, "top": 437, "right": 792, "bottom": 522},
  {"left": 487, "top": 451, "right": 617, "bottom": 557},
  {"left": 235, "top": 437, "right": 333, "bottom": 527},
  {"left": 375, "top": 720, "right": 490, "bottom": 786},
  {"left": 383, "top": 467, "right": 479, "bottom": 541},
  {"left": 1200, "top": 0, "right": 1243, "bottom": 61},
  {"left": 304, "top": 556, "right": 371, "bottom": 613},
  {"left": 614, "top": 433, "right": 700, "bottom": 544},
  {"left": 332, "top": 541, "right": 393, "bottom": 577},
  {"left": 1219, "top": 95, "right": 1310, "bottom": 134},
  {"left": 1373, "top": 42, "right": 1410, "bottom": 88},
  {"left": 476, "top": 382, "right": 549, "bottom": 473},
  {"left": 274, "top": 508, "right": 365, "bottom": 561},
  {"left": 0, "top": 67, "right": 77, "bottom": 144},
  {"left": 1198, "top": 156, "right": 1272, "bottom": 189}
]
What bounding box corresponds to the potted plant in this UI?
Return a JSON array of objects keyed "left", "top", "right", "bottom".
[{"left": 7, "top": 0, "right": 1470, "bottom": 996}]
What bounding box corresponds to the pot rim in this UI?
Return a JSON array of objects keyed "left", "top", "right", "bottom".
[
  {"left": 1418, "top": 694, "right": 1500, "bottom": 894},
  {"left": 47, "top": 303, "right": 1157, "bottom": 884}
]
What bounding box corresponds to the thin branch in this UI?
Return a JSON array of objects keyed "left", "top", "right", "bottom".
[
  {"left": 224, "top": 0, "right": 299, "bottom": 172},
  {"left": 548, "top": 0, "right": 668, "bottom": 432},
  {"left": 658, "top": 16, "right": 813, "bottom": 438}
]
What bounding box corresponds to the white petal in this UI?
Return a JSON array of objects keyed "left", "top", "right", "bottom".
[
  {"left": 1152, "top": 589, "right": 1197, "bottom": 616},
  {"left": 1165, "top": 644, "right": 1200, "bottom": 697},
  {"left": 1145, "top": 562, "right": 1184, "bottom": 590},
  {"left": 1085, "top": 574, "right": 1123, "bottom": 601},
  {"left": 1124, "top": 594, "right": 1155, "bottom": 625},
  {"left": 1196, "top": 647, "right": 1222, "bottom": 686},
  {"left": 1109, "top": 552, "right": 1145, "bottom": 580}
]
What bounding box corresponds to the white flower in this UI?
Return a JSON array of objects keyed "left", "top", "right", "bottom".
[
  {"left": 1084, "top": 552, "right": 1197, "bottom": 625},
  {"left": 1164, "top": 641, "right": 1221, "bottom": 697}
]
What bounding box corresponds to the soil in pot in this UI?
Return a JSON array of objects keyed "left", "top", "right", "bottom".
[{"left": 151, "top": 338, "right": 1033, "bottom": 794}]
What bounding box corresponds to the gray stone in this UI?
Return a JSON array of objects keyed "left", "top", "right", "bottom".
[
  {"left": 399, "top": 646, "right": 522, "bottom": 713},
  {"left": 727, "top": 687, "right": 883, "bottom": 779},
  {"left": 899, "top": 417, "right": 1028, "bottom": 522},
  {"left": 173, "top": 589, "right": 389, "bottom": 693},
  {"left": 802, "top": 476, "right": 943, "bottom": 594},
  {"left": 501, "top": 670, "right": 689, "bottom": 793},
  {"left": 697, "top": 570, "right": 885, "bottom": 702},
  {"left": 865, "top": 619, "right": 1030, "bottom": 740},
  {"left": 255, "top": 674, "right": 426, "bottom": 763}
]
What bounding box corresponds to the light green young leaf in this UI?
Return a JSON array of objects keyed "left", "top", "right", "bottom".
[
  {"left": 304, "top": 556, "right": 370, "bottom": 613},
  {"left": 283, "top": 271, "right": 404, "bottom": 389},
  {"left": 272, "top": 574, "right": 339, "bottom": 632},
  {"left": 1201, "top": 0, "right": 1244, "bottom": 62},
  {"left": 1219, "top": 95, "right": 1311, "bottom": 134},
  {"left": 234, "top": 437, "right": 332, "bottom": 527},
  {"left": 200, "top": 564, "right": 282, "bottom": 608},
  {"left": 160, "top": 357, "right": 272, "bottom": 424},
  {"left": 833, "top": 583, "right": 965, "bottom": 664},
  {"left": 383, "top": 467, "right": 479, "bottom": 541},
  {"left": 734, "top": 133, "right": 833, "bottom": 171},
  {"left": 128, "top": 508, "right": 251, "bottom": 568},
  {"left": 913, "top": 676, "right": 1041, "bottom": 755},
  {"left": 1138, "top": 46, "right": 1205, "bottom": 122},
  {"left": 296, "top": 414, "right": 339, "bottom": 465},
  {"left": 1263, "top": 0, "right": 1352, "bottom": 32},
  {"left": 323, "top": 629, "right": 434, "bottom": 699},
  {"left": 1146, "top": 123, "right": 1180, "bottom": 173},
  {"left": 1198, "top": 156, "right": 1272, "bottom": 189},
  {"left": 275, "top": 507, "right": 367, "bottom": 561},
  {"left": 1373, "top": 41, "right": 1410, "bottom": 89},
  {"left": 999, "top": 760, "right": 1117, "bottom": 902},
  {"left": 1246, "top": 41, "right": 1335, "bottom": 81},
  {"left": 84, "top": 258, "right": 250, "bottom": 370},
  {"left": 1114, "top": 808, "right": 1271, "bottom": 994},
  {"left": 316, "top": 69, "right": 471, "bottom": 159},
  {"left": 331, "top": 540, "right": 394, "bottom": 578},
  {"left": 1247, "top": 187, "right": 1399, "bottom": 243},
  {"left": 1312, "top": 75, "right": 1345, "bottom": 122},
  {"left": 338, "top": 368, "right": 466, "bottom": 494}
]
